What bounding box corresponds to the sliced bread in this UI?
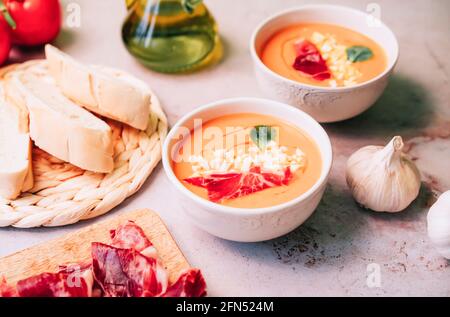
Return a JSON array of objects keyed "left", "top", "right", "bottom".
[
  {"left": 45, "top": 45, "right": 150, "bottom": 130},
  {"left": 0, "top": 64, "right": 30, "bottom": 134},
  {"left": 6, "top": 61, "right": 114, "bottom": 173},
  {"left": 0, "top": 84, "right": 33, "bottom": 199}
]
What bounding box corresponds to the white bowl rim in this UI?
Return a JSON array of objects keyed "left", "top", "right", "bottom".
[
  {"left": 162, "top": 97, "right": 333, "bottom": 216},
  {"left": 249, "top": 4, "right": 400, "bottom": 92}
]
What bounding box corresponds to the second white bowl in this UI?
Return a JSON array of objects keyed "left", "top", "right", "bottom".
[{"left": 250, "top": 4, "right": 399, "bottom": 122}]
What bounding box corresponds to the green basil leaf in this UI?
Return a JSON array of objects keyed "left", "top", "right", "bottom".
[
  {"left": 250, "top": 125, "right": 277, "bottom": 149},
  {"left": 346, "top": 45, "right": 373, "bottom": 62}
]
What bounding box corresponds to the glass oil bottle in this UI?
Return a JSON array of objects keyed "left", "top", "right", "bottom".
[{"left": 122, "top": 0, "right": 222, "bottom": 73}]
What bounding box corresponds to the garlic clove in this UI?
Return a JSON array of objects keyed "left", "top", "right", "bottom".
[
  {"left": 427, "top": 190, "right": 450, "bottom": 259},
  {"left": 346, "top": 136, "right": 421, "bottom": 212}
]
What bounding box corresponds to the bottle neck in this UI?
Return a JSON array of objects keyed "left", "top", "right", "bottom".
[{"left": 126, "top": 0, "right": 202, "bottom": 14}]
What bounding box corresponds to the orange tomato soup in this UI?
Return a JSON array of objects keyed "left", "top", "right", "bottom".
[
  {"left": 261, "top": 23, "right": 387, "bottom": 87},
  {"left": 171, "top": 113, "right": 322, "bottom": 208}
]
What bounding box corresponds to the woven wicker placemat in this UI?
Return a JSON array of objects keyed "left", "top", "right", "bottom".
[{"left": 0, "top": 63, "right": 168, "bottom": 228}]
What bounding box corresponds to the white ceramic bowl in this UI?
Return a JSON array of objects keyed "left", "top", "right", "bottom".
[
  {"left": 250, "top": 4, "right": 399, "bottom": 122},
  {"left": 162, "top": 98, "right": 332, "bottom": 242}
]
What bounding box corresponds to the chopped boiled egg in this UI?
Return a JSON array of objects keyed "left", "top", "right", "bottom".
[
  {"left": 310, "top": 31, "right": 362, "bottom": 87},
  {"left": 187, "top": 143, "right": 307, "bottom": 176}
]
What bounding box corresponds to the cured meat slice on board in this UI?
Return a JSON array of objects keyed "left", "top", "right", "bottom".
[
  {"left": 162, "top": 268, "right": 207, "bottom": 297},
  {"left": 0, "top": 219, "right": 206, "bottom": 297},
  {"left": 0, "top": 276, "right": 17, "bottom": 297},
  {"left": 110, "top": 221, "right": 152, "bottom": 251},
  {"left": 91, "top": 242, "right": 168, "bottom": 297},
  {"left": 110, "top": 220, "right": 158, "bottom": 258},
  {"left": 16, "top": 265, "right": 93, "bottom": 297}
]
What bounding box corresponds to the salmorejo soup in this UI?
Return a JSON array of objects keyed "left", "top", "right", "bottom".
[
  {"left": 171, "top": 113, "right": 322, "bottom": 209},
  {"left": 261, "top": 23, "right": 387, "bottom": 87}
]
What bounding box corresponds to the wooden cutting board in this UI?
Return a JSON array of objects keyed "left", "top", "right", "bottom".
[{"left": 0, "top": 209, "right": 190, "bottom": 285}]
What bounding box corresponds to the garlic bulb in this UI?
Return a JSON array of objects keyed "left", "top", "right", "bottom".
[
  {"left": 346, "top": 136, "right": 421, "bottom": 212},
  {"left": 427, "top": 191, "right": 450, "bottom": 259}
]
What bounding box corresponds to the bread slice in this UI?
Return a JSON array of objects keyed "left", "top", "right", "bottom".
[
  {"left": 0, "top": 64, "right": 30, "bottom": 134},
  {"left": 0, "top": 83, "right": 33, "bottom": 199},
  {"left": 6, "top": 61, "right": 114, "bottom": 173},
  {"left": 45, "top": 45, "right": 150, "bottom": 130}
]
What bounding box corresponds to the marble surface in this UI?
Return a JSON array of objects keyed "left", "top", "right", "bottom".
[{"left": 1, "top": 0, "right": 449, "bottom": 296}]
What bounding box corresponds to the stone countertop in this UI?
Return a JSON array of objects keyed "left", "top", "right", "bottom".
[{"left": 1, "top": 0, "right": 449, "bottom": 296}]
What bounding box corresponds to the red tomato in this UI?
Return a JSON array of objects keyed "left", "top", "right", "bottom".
[
  {"left": 5, "top": 0, "right": 61, "bottom": 46},
  {"left": 0, "top": 18, "right": 11, "bottom": 65}
]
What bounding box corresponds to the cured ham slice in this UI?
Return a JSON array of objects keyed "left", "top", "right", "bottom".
[
  {"left": 91, "top": 242, "right": 168, "bottom": 297},
  {"left": 0, "top": 277, "right": 17, "bottom": 297},
  {"left": 162, "top": 269, "right": 207, "bottom": 297},
  {"left": 58, "top": 264, "right": 95, "bottom": 297},
  {"left": 0, "top": 222, "right": 206, "bottom": 298},
  {"left": 110, "top": 221, "right": 152, "bottom": 251},
  {"left": 185, "top": 166, "right": 292, "bottom": 202},
  {"left": 16, "top": 268, "right": 92, "bottom": 297},
  {"left": 292, "top": 39, "right": 331, "bottom": 81},
  {"left": 110, "top": 220, "right": 158, "bottom": 259}
]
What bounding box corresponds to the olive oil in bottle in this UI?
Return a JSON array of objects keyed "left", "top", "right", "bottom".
[{"left": 122, "top": 0, "right": 222, "bottom": 73}]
